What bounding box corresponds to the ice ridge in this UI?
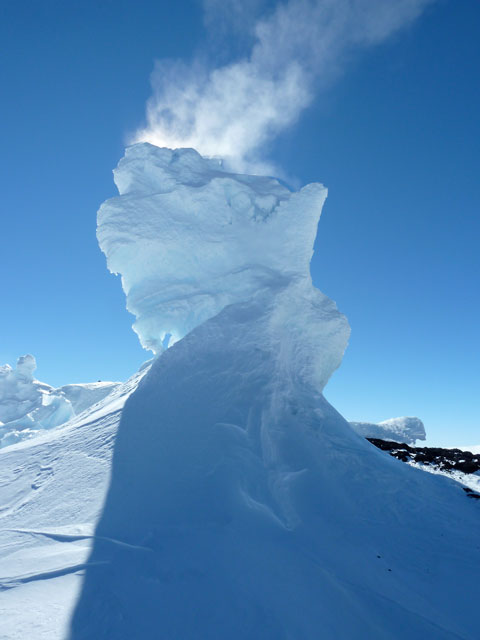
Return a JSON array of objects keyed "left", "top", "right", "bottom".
[
  {"left": 350, "top": 416, "right": 426, "bottom": 445},
  {"left": 0, "top": 355, "right": 120, "bottom": 447}
]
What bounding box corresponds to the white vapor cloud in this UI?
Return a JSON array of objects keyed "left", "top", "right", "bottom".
[{"left": 133, "top": 0, "right": 435, "bottom": 173}]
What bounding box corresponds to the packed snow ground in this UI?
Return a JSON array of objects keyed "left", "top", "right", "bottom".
[
  {"left": 1, "top": 144, "right": 479, "bottom": 639},
  {"left": 409, "top": 462, "right": 480, "bottom": 495}
]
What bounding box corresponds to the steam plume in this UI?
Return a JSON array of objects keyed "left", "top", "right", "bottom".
[{"left": 133, "top": 0, "right": 434, "bottom": 172}]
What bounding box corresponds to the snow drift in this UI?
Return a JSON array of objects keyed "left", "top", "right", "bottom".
[{"left": 68, "top": 145, "right": 480, "bottom": 639}]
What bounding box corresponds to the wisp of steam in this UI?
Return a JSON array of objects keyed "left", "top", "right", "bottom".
[{"left": 133, "top": 0, "right": 435, "bottom": 173}]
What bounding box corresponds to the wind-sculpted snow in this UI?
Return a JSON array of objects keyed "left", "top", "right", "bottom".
[
  {"left": 97, "top": 143, "right": 349, "bottom": 378},
  {"left": 0, "top": 355, "right": 120, "bottom": 448},
  {"left": 350, "top": 416, "right": 426, "bottom": 445}
]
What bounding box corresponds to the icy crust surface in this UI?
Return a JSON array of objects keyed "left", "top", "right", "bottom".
[
  {"left": 350, "top": 416, "right": 426, "bottom": 445},
  {"left": 0, "top": 355, "right": 120, "bottom": 448},
  {"left": 98, "top": 143, "right": 340, "bottom": 358}
]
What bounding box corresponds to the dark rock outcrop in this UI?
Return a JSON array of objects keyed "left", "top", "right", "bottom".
[{"left": 367, "top": 438, "right": 480, "bottom": 475}]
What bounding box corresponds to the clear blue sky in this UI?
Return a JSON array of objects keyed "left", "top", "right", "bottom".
[{"left": 1, "top": 1, "right": 478, "bottom": 447}]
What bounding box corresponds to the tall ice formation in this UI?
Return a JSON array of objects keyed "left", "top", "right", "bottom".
[
  {"left": 71, "top": 144, "right": 479, "bottom": 639},
  {"left": 97, "top": 143, "right": 350, "bottom": 390}
]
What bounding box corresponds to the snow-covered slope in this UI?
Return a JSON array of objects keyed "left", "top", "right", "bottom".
[
  {"left": 0, "top": 355, "right": 120, "bottom": 448},
  {"left": 2, "top": 354, "right": 478, "bottom": 639},
  {"left": 350, "top": 416, "right": 426, "bottom": 445},
  {"left": 0, "top": 366, "right": 148, "bottom": 639},
  {"left": 70, "top": 295, "right": 480, "bottom": 640},
  {"left": 1, "top": 144, "right": 479, "bottom": 640}
]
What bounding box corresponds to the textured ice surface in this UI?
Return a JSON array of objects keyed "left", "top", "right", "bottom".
[
  {"left": 0, "top": 355, "right": 120, "bottom": 448},
  {"left": 97, "top": 143, "right": 348, "bottom": 377},
  {"left": 0, "top": 355, "right": 52, "bottom": 424},
  {"left": 350, "top": 416, "right": 426, "bottom": 445}
]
